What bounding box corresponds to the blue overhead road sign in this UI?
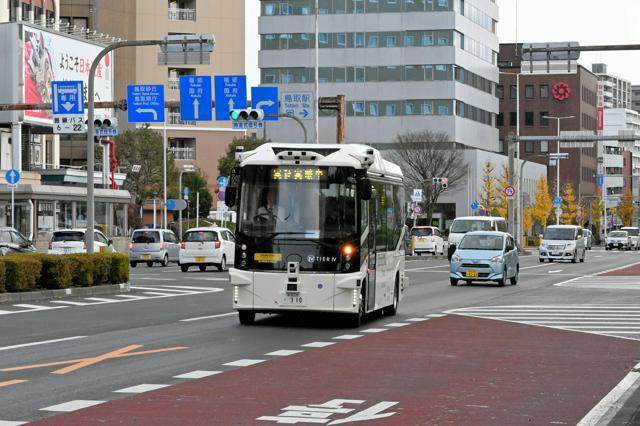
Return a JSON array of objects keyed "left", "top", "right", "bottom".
[
  {"left": 251, "top": 87, "right": 279, "bottom": 121},
  {"left": 282, "top": 92, "right": 313, "bottom": 120},
  {"left": 52, "top": 81, "right": 84, "bottom": 115},
  {"left": 214, "top": 75, "right": 247, "bottom": 121},
  {"left": 5, "top": 169, "right": 20, "bottom": 185},
  {"left": 180, "top": 76, "right": 212, "bottom": 121},
  {"left": 127, "top": 85, "right": 165, "bottom": 123}
]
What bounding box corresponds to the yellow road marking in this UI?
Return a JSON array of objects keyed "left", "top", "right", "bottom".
[
  {"left": 0, "top": 379, "right": 28, "bottom": 388},
  {"left": 0, "top": 345, "right": 188, "bottom": 374}
]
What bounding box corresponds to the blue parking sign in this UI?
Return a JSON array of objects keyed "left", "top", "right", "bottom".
[{"left": 127, "top": 85, "right": 165, "bottom": 123}]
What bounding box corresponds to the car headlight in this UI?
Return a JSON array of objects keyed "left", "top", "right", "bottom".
[
  {"left": 451, "top": 254, "right": 461, "bottom": 263},
  {"left": 490, "top": 255, "right": 503, "bottom": 265}
]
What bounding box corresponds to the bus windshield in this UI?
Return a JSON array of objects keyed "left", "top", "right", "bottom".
[{"left": 237, "top": 165, "right": 358, "bottom": 271}]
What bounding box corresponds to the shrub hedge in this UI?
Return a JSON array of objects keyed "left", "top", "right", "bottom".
[{"left": 0, "top": 253, "right": 129, "bottom": 293}]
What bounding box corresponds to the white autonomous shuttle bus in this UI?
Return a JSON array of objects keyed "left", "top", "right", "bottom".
[{"left": 226, "top": 143, "right": 406, "bottom": 327}]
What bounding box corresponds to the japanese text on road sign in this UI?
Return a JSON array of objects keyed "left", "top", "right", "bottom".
[{"left": 282, "top": 92, "right": 313, "bottom": 120}]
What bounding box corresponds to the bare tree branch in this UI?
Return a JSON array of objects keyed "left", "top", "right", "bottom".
[{"left": 389, "top": 130, "right": 467, "bottom": 223}]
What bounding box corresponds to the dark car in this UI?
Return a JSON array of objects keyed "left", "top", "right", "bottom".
[{"left": 0, "top": 227, "right": 35, "bottom": 255}]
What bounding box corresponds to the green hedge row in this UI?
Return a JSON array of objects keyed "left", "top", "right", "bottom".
[{"left": 0, "top": 253, "right": 129, "bottom": 293}]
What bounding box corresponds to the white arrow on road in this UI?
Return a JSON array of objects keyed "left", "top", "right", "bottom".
[
  {"left": 193, "top": 99, "right": 200, "bottom": 120},
  {"left": 255, "top": 100, "right": 274, "bottom": 110},
  {"left": 136, "top": 108, "right": 158, "bottom": 121}
]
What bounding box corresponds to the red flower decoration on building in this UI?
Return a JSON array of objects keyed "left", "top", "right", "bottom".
[{"left": 552, "top": 82, "right": 571, "bottom": 101}]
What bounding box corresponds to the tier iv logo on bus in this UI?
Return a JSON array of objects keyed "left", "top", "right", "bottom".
[
  {"left": 257, "top": 399, "right": 399, "bottom": 424},
  {"left": 307, "top": 255, "right": 338, "bottom": 263}
]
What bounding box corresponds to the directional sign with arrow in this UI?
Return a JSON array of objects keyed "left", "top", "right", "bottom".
[
  {"left": 214, "top": 75, "right": 247, "bottom": 121},
  {"left": 5, "top": 169, "right": 20, "bottom": 185},
  {"left": 282, "top": 91, "right": 313, "bottom": 120},
  {"left": 52, "top": 81, "right": 84, "bottom": 115},
  {"left": 251, "top": 87, "right": 279, "bottom": 121},
  {"left": 127, "top": 85, "right": 165, "bottom": 123},
  {"left": 180, "top": 76, "right": 212, "bottom": 121}
]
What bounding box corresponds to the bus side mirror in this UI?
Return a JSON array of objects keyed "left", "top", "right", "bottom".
[
  {"left": 358, "top": 178, "right": 372, "bottom": 201},
  {"left": 226, "top": 187, "right": 237, "bottom": 207}
]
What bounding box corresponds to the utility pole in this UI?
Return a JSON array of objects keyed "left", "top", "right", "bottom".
[
  {"left": 507, "top": 132, "right": 516, "bottom": 236},
  {"left": 541, "top": 115, "right": 575, "bottom": 225}
]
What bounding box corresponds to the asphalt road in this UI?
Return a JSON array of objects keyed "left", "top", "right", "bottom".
[{"left": 1, "top": 249, "right": 640, "bottom": 424}]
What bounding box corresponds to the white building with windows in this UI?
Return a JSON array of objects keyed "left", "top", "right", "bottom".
[
  {"left": 258, "top": 0, "right": 500, "bottom": 150},
  {"left": 592, "top": 63, "right": 631, "bottom": 110}
]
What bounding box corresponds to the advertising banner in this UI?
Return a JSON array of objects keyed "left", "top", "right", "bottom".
[{"left": 23, "top": 26, "right": 113, "bottom": 125}]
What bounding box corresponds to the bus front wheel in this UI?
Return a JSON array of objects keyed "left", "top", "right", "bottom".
[
  {"left": 238, "top": 310, "right": 255, "bottom": 325},
  {"left": 385, "top": 277, "right": 400, "bottom": 316}
]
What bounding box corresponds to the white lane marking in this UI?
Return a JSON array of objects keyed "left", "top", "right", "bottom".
[
  {"left": 426, "top": 313, "right": 447, "bottom": 317},
  {"left": 174, "top": 370, "right": 222, "bottom": 379},
  {"left": 406, "top": 318, "right": 429, "bottom": 322},
  {"left": 405, "top": 265, "right": 450, "bottom": 272},
  {"left": 333, "top": 334, "right": 363, "bottom": 340},
  {"left": 143, "top": 292, "right": 181, "bottom": 297},
  {"left": 129, "top": 286, "right": 195, "bottom": 294},
  {"left": 13, "top": 304, "right": 64, "bottom": 311},
  {"left": 223, "top": 359, "right": 266, "bottom": 367},
  {"left": 548, "top": 270, "right": 563, "bottom": 274},
  {"left": 360, "top": 328, "right": 387, "bottom": 333},
  {"left": 0, "top": 421, "right": 27, "bottom": 425},
  {"left": 301, "top": 342, "right": 335, "bottom": 348},
  {"left": 114, "top": 384, "right": 170, "bottom": 394},
  {"left": 521, "top": 263, "right": 559, "bottom": 270},
  {"left": 594, "top": 255, "right": 603, "bottom": 258},
  {"left": 0, "top": 310, "right": 14, "bottom": 315},
  {"left": 132, "top": 277, "right": 176, "bottom": 281},
  {"left": 0, "top": 336, "right": 86, "bottom": 352},
  {"left": 40, "top": 400, "right": 105, "bottom": 412},
  {"left": 84, "top": 297, "right": 119, "bottom": 303},
  {"left": 384, "top": 322, "right": 409, "bottom": 327},
  {"left": 180, "top": 312, "right": 237, "bottom": 322},
  {"left": 265, "top": 350, "right": 303, "bottom": 356},
  {"left": 191, "top": 277, "right": 230, "bottom": 281},
  {"left": 115, "top": 295, "right": 148, "bottom": 300},
  {"left": 162, "top": 285, "right": 225, "bottom": 291},
  {"left": 50, "top": 300, "right": 89, "bottom": 306},
  {"left": 577, "top": 361, "right": 640, "bottom": 426}
]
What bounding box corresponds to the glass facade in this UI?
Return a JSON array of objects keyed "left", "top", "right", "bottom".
[{"left": 262, "top": 0, "right": 456, "bottom": 16}]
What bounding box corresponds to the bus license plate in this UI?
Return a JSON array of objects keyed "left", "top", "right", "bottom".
[
  {"left": 465, "top": 270, "right": 479, "bottom": 278},
  {"left": 282, "top": 293, "right": 305, "bottom": 305}
]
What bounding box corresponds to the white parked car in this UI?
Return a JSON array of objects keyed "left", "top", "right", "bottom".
[
  {"left": 179, "top": 227, "right": 235, "bottom": 272},
  {"left": 48, "top": 229, "right": 116, "bottom": 254},
  {"left": 410, "top": 226, "right": 445, "bottom": 256},
  {"left": 620, "top": 227, "right": 640, "bottom": 250},
  {"left": 129, "top": 229, "right": 180, "bottom": 267},
  {"left": 539, "top": 225, "right": 586, "bottom": 263}
]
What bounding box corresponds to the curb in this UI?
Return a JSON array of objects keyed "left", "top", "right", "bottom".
[
  {"left": 0, "top": 283, "right": 131, "bottom": 304},
  {"left": 406, "top": 255, "right": 448, "bottom": 260}
]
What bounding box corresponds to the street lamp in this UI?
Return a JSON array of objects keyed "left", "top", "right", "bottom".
[
  {"left": 542, "top": 115, "right": 575, "bottom": 224},
  {"left": 179, "top": 164, "right": 196, "bottom": 240},
  {"left": 499, "top": 71, "right": 521, "bottom": 242}
]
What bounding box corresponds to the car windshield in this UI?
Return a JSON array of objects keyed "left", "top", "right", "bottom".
[
  {"left": 610, "top": 231, "right": 628, "bottom": 238},
  {"left": 52, "top": 231, "right": 84, "bottom": 242},
  {"left": 459, "top": 235, "right": 503, "bottom": 250},
  {"left": 450, "top": 220, "right": 492, "bottom": 234},
  {"left": 185, "top": 231, "right": 218, "bottom": 242},
  {"left": 132, "top": 231, "right": 160, "bottom": 244},
  {"left": 544, "top": 228, "right": 576, "bottom": 240},
  {"left": 411, "top": 228, "right": 433, "bottom": 237},
  {"left": 622, "top": 228, "right": 639, "bottom": 236}
]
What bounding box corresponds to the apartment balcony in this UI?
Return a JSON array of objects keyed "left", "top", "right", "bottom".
[
  {"left": 169, "top": 147, "right": 196, "bottom": 160},
  {"left": 168, "top": 112, "right": 195, "bottom": 126},
  {"left": 168, "top": 8, "right": 196, "bottom": 21}
]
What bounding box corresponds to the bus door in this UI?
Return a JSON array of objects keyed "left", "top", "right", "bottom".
[{"left": 366, "top": 195, "right": 377, "bottom": 311}]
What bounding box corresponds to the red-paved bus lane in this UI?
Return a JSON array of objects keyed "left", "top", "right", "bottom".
[{"left": 35, "top": 315, "right": 640, "bottom": 425}]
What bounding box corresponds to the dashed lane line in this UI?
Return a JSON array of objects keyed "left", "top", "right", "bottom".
[
  {"left": 0, "top": 336, "right": 86, "bottom": 352},
  {"left": 113, "top": 384, "right": 170, "bottom": 394},
  {"left": 40, "top": 400, "right": 105, "bottom": 412}
]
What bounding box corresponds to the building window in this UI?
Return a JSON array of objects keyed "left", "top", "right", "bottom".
[
  {"left": 404, "top": 35, "right": 416, "bottom": 46},
  {"left": 525, "top": 141, "right": 534, "bottom": 153},
  {"left": 525, "top": 85, "right": 534, "bottom": 99},
  {"left": 498, "top": 139, "right": 505, "bottom": 153},
  {"left": 384, "top": 103, "right": 397, "bottom": 116},
  {"left": 496, "top": 85, "right": 504, "bottom": 99},
  {"left": 422, "top": 102, "right": 433, "bottom": 115},
  {"left": 540, "top": 84, "right": 549, "bottom": 98},
  {"left": 367, "top": 34, "right": 378, "bottom": 48},
  {"left": 386, "top": 35, "right": 397, "bottom": 47},
  {"left": 525, "top": 112, "right": 534, "bottom": 126},
  {"left": 509, "top": 112, "right": 517, "bottom": 126},
  {"left": 496, "top": 112, "right": 504, "bottom": 126},
  {"left": 368, "top": 102, "right": 379, "bottom": 116},
  {"left": 540, "top": 112, "right": 549, "bottom": 126},
  {"left": 355, "top": 33, "right": 365, "bottom": 47},
  {"left": 510, "top": 85, "right": 517, "bottom": 99},
  {"left": 422, "top": 34, "right": 434, "bottom": 46},
  {"left": 540, "top": 141, "right": 549, "bottom": 152}
]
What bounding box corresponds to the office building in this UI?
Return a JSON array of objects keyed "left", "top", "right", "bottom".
[
  {"left": 258, "top": 0, "right": 500, "bottom": 150},
  {"left": 632, "top": 85, "right": 640, "bottom": 114},
  {"left": 592, "top": 63, "right": 631, "bottom": 109}
]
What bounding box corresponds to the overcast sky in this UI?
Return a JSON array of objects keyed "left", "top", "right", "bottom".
[{"left": 245, "top": 0, "right": 640, "bottom": 88}]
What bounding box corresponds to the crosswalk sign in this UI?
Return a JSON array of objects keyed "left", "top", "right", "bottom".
[{"left": 411, "top": 189, "right": 423, "bottom": 202}]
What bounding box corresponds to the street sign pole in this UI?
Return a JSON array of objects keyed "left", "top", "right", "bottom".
[{"left": 10, "top": 184, "right": 14, "bottom": 228}]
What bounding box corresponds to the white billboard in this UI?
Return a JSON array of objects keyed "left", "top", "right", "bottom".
[{"left": 23, "top": 26, "right": 114, "bottom": 125}]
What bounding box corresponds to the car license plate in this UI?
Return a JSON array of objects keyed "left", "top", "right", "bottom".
[
  {"left": 465, "top": 270, "right": 479, "bottom": 278},
  {"left": 195, "top": 257, "right": 205, "bottom": 263},
  {"left": 141, "top": 254, "right": 151, "bottom": 260},
  {"left": 282, "top": 293, "right": 305, "bottom": 305}
]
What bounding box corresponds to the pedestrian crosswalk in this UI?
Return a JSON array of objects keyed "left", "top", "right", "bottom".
[
  {"left": 0, "top": 285, "right": 224, "bottom": 316},
  {"left": 446, "top": 305, "right": 640, "bottom": 341},
  {"left": 555, "top": 276, "right": 640, "bottom": 290}
]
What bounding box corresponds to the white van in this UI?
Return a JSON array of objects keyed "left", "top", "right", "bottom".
[
  {"left": 447, "top": 216, "right": 508, "bottom": 261},
  {"left": 539, "top": 225, "right": 586, "bottom": 263},
  {"left": 621, "top": 227, "right": 640, "bottom": 250}
]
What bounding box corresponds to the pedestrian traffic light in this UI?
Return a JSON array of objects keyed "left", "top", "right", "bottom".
[
  {"left": 229, "top": 108, "right": 264, "bottom": 121},
  {"left": 432, "top": 177, "right": 448, "bottom": 189}
]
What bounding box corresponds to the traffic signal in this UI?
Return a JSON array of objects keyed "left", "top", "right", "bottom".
[
  {"left": 87, "top": 117, "right": 118, "bottom": 128},
  {"left": 229, "top": 108, "right": 264, "bottom": 121},
  {"left": 432, "top": 177, "right": 448, "bottom": 189}
]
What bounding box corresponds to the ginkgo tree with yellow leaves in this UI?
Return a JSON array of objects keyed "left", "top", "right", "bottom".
[
  {"left": 531, "top": 176, "right": 553, "bottom": 227},
  {"left": 617, "top": 189, "right": 636, "bottom": 227},
  {"left": 560, "top": 183, "right": 578, "bottom": 225},
  {"left": 480, "top": 162, "right": 499, "bottom": 215},
  {"left": 495, "top": 165, "right": 509, "bottom": 220}
]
